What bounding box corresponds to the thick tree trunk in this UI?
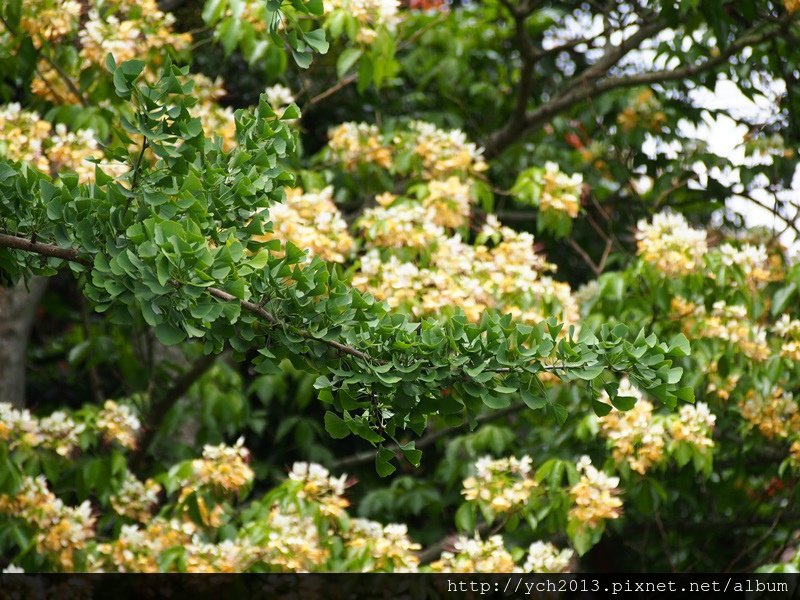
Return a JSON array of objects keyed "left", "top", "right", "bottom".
[{"left": 0, "top": 277, "right": 48, "bottom": 408}]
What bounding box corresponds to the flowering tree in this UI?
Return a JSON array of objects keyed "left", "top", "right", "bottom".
[{"left": 0, "top": 0, "right": 799, "bottom": 574}]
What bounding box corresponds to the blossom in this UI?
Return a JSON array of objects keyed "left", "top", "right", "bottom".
[
  {"left": 190, "top": 438, "right": 254, "bottom": 493},
  {"left": 597, "top": 379, "right": 665, "bottom": 474},
  {"left": 256, "top": 187, "right": 354, "bottom": 262},
  {"left": 96, "top": 400, "right": 141, "bottom": 449},
  {"left": 523, "top": 541, "right": 573, "bottom": 573},
  {"left": 264, "top": 84, "right": 295, "bottom": 111},
  {"left": 667, "top": 402, "right": 716, "bottom": 449},
  {"left": 110, "top": 473, "right": 162, "bottom": 522},
  {"left": 430, "top": 535, "right": 518, "bottom": 573},
  {"left": 568, "top": 456, "right": 622, "bottom": 528},
  {"left": 345, "top": 519, "right": 421, "bottom": 571},
  {"left": 461, "top": 455, "right": 537, "bottom": 514},
  {"left": 635, "top": 212, "right": 707, "bottom": 276},
  {"left": 739, "top": 388, "right": 800, "bottom": 440},
  {"left": 328, "top": 122, "right": 392, "bottom": 169},
  {"left": 288, "top": 462, "right": 349, "bottom": 517},
  {"left": 540, "top": 162, "right": 582, "bottom": 218}
]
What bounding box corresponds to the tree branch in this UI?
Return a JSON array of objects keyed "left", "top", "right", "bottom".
[{"left": 484, "top": 12, "right": 797, "bottom": 157}]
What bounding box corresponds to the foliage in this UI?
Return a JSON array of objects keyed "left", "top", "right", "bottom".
[{"left": 0, "top": 0, "right": 799, "bottom": 574}]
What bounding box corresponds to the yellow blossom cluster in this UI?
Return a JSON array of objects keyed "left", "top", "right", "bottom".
[
  {"left": 705, "top": 363, "right": 740, "bottom": 401},
  {"left": 188, "top": 438, "right": 254, "bottom": 494},
  {"left": 461, "top": 455, "right": 537, "bottom": 514},
  {"left": 739, "top": 388, "right": 800, "bottom": 441},
  {"left": 345, "top": 519, "right": 421, "bottom": 572},
  {"left": 90, "top": 518, "right": 196, "bottom": 572},
  {"left": 247, "top": 507, "right": 330, "bottom": 571},
  {"left": 785, "top": 0, "right": 800, "bottom": 13},
  {"left": 328, "top": 122, "right": 393, "bottom": 169},
  {"left": 670, "top": 297, "right": 770, "bottom": 362},
  {"left": 325, "top": 0, "right": 401, "bottom": 44},
  {"left": 422, "top": 176, "right": 474, "bottom": 228},
  {"left": 0, "top": 402, "right": 85, "bottom": 457},
  {"left": 0, "top": 476, "right": 95, "bottom": 570},
  {"left": 598, "top": 381, "right": 716, "bottom": 473},
  {"left": 617, "top": 88, "right": 667, "bottom": 132},
  {"left": 353, "top": 215, "right": 578, "bottom": 326},
  {"left": 257, "top": 187, "right": 354, "bottom": 262},
  {"left": 19, "top": 0, "right": 82, "bottom": 47},
  {"left": 328, "top": 120, "right": 487, "bottom": 178},
  {"left": 668, "top": 403, "right": 716, "bottom": 449},
  {"left": 523, "top": 541, "right": 574, "bottom": 573},
  {"left": 407, "top": 120, "right": 488, "bottom": 178},
  {"left": 25, "top": 0, "right": 190, "bottom": 104},
  {"left": 430, "top": 535, "right": 518, "bottom": 573},
  {"left": 540, "top": 161, "right": 582, "bottom": 218},
  {"left": 96, "top": 400, "right": 141, "bottom": 449},
  {"left": 568, "top": 456, "right": 623, "bottom": 528},
  {"left": 0, "top": 104, "right": 103, "bottom": 182},
  {"left": 772, "top": 314, "right": 800, "bottom": 361},
  {"left": 718, "top": 242, "right": 776, "bottom": 286},
  {"left": 288, "top": 462, "right": 349, "bottom": 517},
  {"left": 597, "top": 379, "right": 666, "bottom": 474},
  {"left": 110, "top": 472, "right": 162, "bottom": 523},
  {"left": 635, "top": 211, "right": 707, "bottom": 276},
  {"left": 357, "top": 201, "right": 446, "bottom": 249},
  {"left": 78, "top": 0, "right": 191, "bottom": 66}
]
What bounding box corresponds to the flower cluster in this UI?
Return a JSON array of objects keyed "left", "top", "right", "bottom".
[
  {"left": 19, "top": 0, "right": 82, "bottom": 47},
  {"left": 90, "top": 518, "right": 197, "bottom": 572},
  {"left": 26, "top": 0, "right": 190, "bottom": 104},
  {"left": 96, "top": 400, "right": 141, "bottom": 449},
  {"left": 430, "top": 535, "right": 517, "bottom": 573},
  {"left": 718, "top": 243, "right": 774, "bottom": 286},
  {"left": 110, "top": 472, "right": 162, "bottom": 523},
  {"left": 325, "top": 0, "right": 401, "bottom": 43},
  {"left": 739, "top": 388, "right": 800, "bottom": 441},
  {"left": 357, "top": 201, "right": 446, "bottom": 249},
  {"left": 0, "top": 104, "right": 103, "bottom": 182},
  {"left": 617, "top": 89, "right": 667, "bottom": 132},
  {"left": 523, "top": 541, "right": 574, "bottom": 573},
  {"left": 0, "top": 476, "right": 95, "bottom": 570},
  {"left": 539, "top": 162, "right": 583, "bottom": 218},
  {"left": 353, "top": 215, "right": 578, "bottom": 326},
  {"left": 568, "top": 456, "right": 623, "bottom": 528},
  {"left": 461, "top": 455, "right": 537, "bottom": 514},
  {"left": 328, "top": 122, "right": 393, "bottom": 169},
  {"left": 258, "top": 187, "right": 354, "bottom": 262},
  {"left": 186, "top": 438, "right": 254, "bottom": 494},
  {"left": 247, "top": 508, "right": 330, "bottom": 571},
  {"left": 327, "top": 120, "right": 487, "bottom": 178},
  {"left": 597, "top": 380, "right": 666, "bottom": 474},
  {"left": 264, "top": 84, "right": 296, "bottom": 112},
  {"left": 773, "top": 314, "right": 800, "bottom": 361},
  {"left": 406, "top": 121, "right": 488, "bottom": 178},
  {"left": 345, "top": 519, "right": 421, "bottom": 571},
  {"left": 0, "top": 402, "right": 85, "bottom": 457},
  {"left": 288, "top": 462, "right": 349, "bottom": 517},
  {"left": 78, "top": 0, "right": 191, "bottom": 66},
  {"left": 668, "top": 403, "right": 716, "bottom": 450},
  {"left": 421, "top": 176, "right": 473, "bottom": 228},
  {"left": 635, "top": 212, "right": 707, "bottom": 276},
  {"left": 671, "top": 298, "right": 770, "bottom": 362}
]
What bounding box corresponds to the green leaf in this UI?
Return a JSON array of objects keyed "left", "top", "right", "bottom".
[
  {"left": 668, "top": 333, "right": 691, "bottom": 357},
  {"left": 376, "top": 446, "right": 396, "bottom": 477},
  {"left": 323, "top": 411, "right": 350, "bottom": 439},
  {"left": 336, "top": 47, "right": 362, "bottom": 78}
]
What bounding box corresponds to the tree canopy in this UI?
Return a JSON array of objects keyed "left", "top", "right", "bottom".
[{"left": 0, "top": 0, "right": 799, "bottom": 574}]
